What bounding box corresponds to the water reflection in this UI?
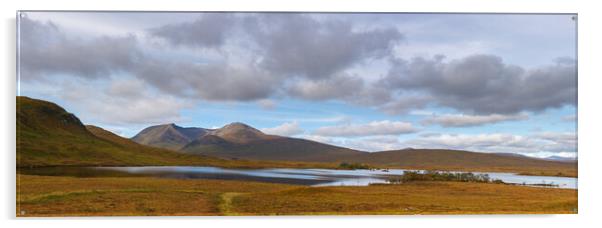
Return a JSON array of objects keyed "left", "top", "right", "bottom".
[
  {"left": 90, "top": 166, "right": 577, "bottom": 189},
  {"left": 18, "top": 166, "right": 577, "bottom": 189}
]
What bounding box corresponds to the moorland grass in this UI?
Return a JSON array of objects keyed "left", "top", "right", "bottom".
[
  {"left": 232, "top": 182, "right": 577, "bottom": 215},
  {"left": 17, "top": 174, "right": 577, "bottom": 216}
]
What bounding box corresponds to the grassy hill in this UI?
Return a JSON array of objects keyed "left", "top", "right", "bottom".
[{"left": 17, "top": 96, "right": 216, "bottom": 167}]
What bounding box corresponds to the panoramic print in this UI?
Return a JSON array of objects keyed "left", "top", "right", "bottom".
[{"left": 16, "top": 12, "right": 577, "bottom": 216}]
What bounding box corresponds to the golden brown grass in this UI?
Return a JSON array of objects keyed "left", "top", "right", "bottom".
[
  {"left": 17, "top": 174, "right": 296, "bottom": 216},
  {"left": 232, "top": 182, "right": 577, "bottom": 215},
  {"left": 17, "top": 174, "right": 577, "bottom": 216}
]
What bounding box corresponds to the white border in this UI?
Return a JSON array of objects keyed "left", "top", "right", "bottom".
[{"left": 2, "top": 0, "right": 601, "bottom": 227}]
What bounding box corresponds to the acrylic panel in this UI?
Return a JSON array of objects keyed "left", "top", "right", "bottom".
[{"left": 16, "top": 11, "right": 578, "bottom": 216}]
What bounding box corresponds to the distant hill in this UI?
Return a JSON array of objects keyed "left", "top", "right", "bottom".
[
  {"left": 354, "top": 149, "right": 577, "bottom": 176},
  {"left": 543, "top": 155, "right": 577, "bottom": 162},
  {"left": 492, "top": 152, "right": 530, "bottom": 158}
]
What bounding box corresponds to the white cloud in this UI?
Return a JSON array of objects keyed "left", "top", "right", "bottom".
[
  {"left": 534, "top": 132, "right": 577, "bottom": 152},
  {"left": 313, "top": 120, "right": 417, "bottom": 137},
  {"left": 261, "top": 121, "right": 304, "bottom": 136},
  {"left": 339, "top": 136, "right": 403, "bottom": 152},
  {"left": 394, "top": 40, "right": 493, "bottom": 61},
  {"left": 409, "top": 110, "right": 435, "bottom": 116},
  {"left": 297, "top": 134, "right": 403, "bottom": 152},
  {"left": 256, "top": 99, "right": 276, "bottom": 110},
  {"left": 297, "top": 131, "right": 577, "bottom": 155},
  {"left": 58, "top": 77, "right": 191, "bottom": 125},
  {"left": 401, "top": 132, "right": 577, "bottom": 155},
  {"left": 422, "top": 113, "right": 528, "bottom": 127},
  {"left": 562, "top": 114, "right": 577, "bottom": 122}
]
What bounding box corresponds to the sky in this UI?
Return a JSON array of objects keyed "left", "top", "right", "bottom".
[{"left": 17, "top": 12, "right": 577, "bottom": 158}]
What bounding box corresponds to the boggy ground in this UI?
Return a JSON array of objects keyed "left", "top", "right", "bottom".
[{"left": 17, "top": 174, "right": 577, "bottom": 216}]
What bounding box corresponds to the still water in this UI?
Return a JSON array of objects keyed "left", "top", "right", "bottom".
[{"left": 19, "top": 166, "right": 577, "bottom": 189}]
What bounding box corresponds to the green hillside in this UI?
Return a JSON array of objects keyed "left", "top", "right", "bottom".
[{"left": 17, "top": 96, "right": 235, "bottom": 167}]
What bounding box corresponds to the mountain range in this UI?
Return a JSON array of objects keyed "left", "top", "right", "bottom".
[
  {"left": 17, "top": 96, "right": 577, "bottom": 176},
  {"left": 132, "top": 122, "right": 363, "bottom": 162}
]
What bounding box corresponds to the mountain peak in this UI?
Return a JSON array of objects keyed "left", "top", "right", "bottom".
[
  {"left": 162, "top": 123, "right": 180, "bottom": 129},
  {"left": 222, "top": 122, "right": 254, "bottom": 130},
  {"left": 133, "top": 122, "right": 277, "bottom": 149},
  {"left": 132, "top": 123, "right": 209, "bottom": 150},
  {"left": 212, "top": 122, "right": 273, "bottom": 144}
]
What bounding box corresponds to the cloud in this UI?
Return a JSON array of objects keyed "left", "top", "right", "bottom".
[
  {"left": 534, "top": 131, "right": 577, "bottom": 151},
  {"left": 338, "top": 135, "right": 403, "bottom": 152},
  {"left": 419, "top": 132, "right": 442, "bottom": 137},
  {"left": 149, "top": 14, "right": 235, "bottom": 48},
  {"left": 287, "top": 73, "right": 364, "bottom": 100},
  {"left": 20, "top": 15, "right": 406, "bottom": 105},
  {"left": 381, "top": 54, "right": 576, "bottom": 114},
  {"left": 405, "top": 133, "right": 533, "bottom": 152},
  {"left": 19, "top": 16, "right": 141, "bottom": 80},
  {"left": 256, "top": 99, "right": 276, "bottom": 110},
  {"left": 20, "top": 15, "right": 279, "bottom": 102},
  {"left": 251, "top": 14, "right": 403, "bottom": 79},
  {"left": 19, "top": 14, "right": 577, "bottom": 127},
  {"left": 380, "top": 95, "right": 432, "bottom": 115},
  {"left": 146, "top": 14, "right": 403, "bottom": 103},
  {"left": 422, "top": 113, "right": 528, "bottom": 127},
  {"left": 562, "top": 114, "right": 577, "bottom": 122},
  {"left": 133, "top": 59, "right": 276, "bottom": 101},
  {"left": 402, "top": 132, "right": 577, "bottom": 155},
  {"left": 313, "top": 120, "right": 417, "bottom": 137},
  {"left": 298, "top": 134, "right": 405, "bottom": 152},
  {"left": 297, "top": 131, "right": 576, "bottom": 154},
  {"left": 57, "top": 78, "right": 191, "bottom": 125},
  {"left": 261, "top": 121, "right": 304, "bottom": 136},
  {"left": 106, "top": 77, "right": 146, "bottom": 98}
]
